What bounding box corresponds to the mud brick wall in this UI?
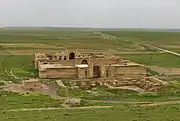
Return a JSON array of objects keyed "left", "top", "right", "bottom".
[
  {"left": 39, "top": 68, "right": 77, "bottom": 78},
  {"left": 22, "top": 81, "right": 42, "bottom": 90},
  {"left": 114, "top": 66, "right": 146, "bottom": 79},
  {"left": 103, "top": 77, "right": 165, "bottom": 92},
  {"left": 54, "top": 60, "right": 75, "bottom": 66}
]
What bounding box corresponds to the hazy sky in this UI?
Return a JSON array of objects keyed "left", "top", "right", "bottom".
[{"left": 0, "top": 0, "right": 180, "bottom": 28}]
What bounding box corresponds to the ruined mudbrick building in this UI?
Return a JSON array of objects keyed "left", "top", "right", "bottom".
[
  {"left": 34, "top": 49, "right": 146, "bottom": 80},
  {"left": 22, "top": 78, "right": 43, "bottom": 90}
]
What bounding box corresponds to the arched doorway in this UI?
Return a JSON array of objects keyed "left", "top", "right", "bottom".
[
  {"left": 106, "top": 70, "right": 109, "bottom": 78},
  {"left": 85, "top": 71, "right": 88, "bottom": 78},
  {"left": 69, "top": 52, "right": 75, "bottom": 60},
  {"left": 59, "top": 56, "right": 62, "bottom": 60},
  {"left": 93, "top": 66, "right": 101, "bottom": 78},
  {"left": 81, "top": 60, "right": 88, "bottom": 64},
  {"left": 64, "top": 56, "right": 67, "bottom": 60}
]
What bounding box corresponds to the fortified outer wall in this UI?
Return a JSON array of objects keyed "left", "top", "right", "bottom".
[
  {"left": 36, "top": 50, "right": 147, "bottom": 80},
  {"left": 39, "top": 68, "right": 77, "bottom": 78},
  {"left": 48, "top": 60, "right": 75, "bottom": 66},
  {"left": 114, "top": 66, "right": 146, "bottom": 79}
]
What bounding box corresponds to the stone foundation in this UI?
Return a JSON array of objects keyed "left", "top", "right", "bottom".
[
  {"left": 60, "top": 77, "right": 167, "bottom": 92},
  {"left": 99, "top": 77, "right": 167, "bottom": 92}
]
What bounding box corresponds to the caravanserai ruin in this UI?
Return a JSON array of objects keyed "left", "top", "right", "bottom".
[{"left": 34, "top": 49, "right": 146, "bottom": 79}]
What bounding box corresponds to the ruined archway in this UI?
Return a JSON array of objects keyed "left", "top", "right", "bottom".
[
  {"left": 69, "top": 52, "right": 75, "bottom": 60},
  {"left": 81, "top": 60, "right": 88, "bottom": 64}
]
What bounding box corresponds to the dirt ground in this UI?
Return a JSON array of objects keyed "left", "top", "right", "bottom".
[
  {"left": 3, "top": 83, "right": 59, "bottom": 98},
  {"left": 149, "top": 66, "right": 180, "bottom": 76}
]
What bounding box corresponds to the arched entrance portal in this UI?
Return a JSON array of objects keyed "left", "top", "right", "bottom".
[
  {"left": 81, "top": 60, "right": 88, "bottom": 64},
  {"left": 93, "top": 66, "right": 101, "bottom": 78},
  {"left": 69, "top": 52, "right": 75, "bottom": 60}
]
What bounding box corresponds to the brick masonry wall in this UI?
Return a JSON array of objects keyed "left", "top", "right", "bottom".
[
  {"left": 39, "top": 68, "right": 77, "bottom": 78},
  {"left": 114, "top": 66, "right": 146, "bottom": 79}
]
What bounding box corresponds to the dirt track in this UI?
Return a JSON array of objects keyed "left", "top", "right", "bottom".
[
  {"left": 140, "top": 43, "right": 180, "bottom": 57},
  {"left": 89, "top": 100, "right": 180, "bottom": 107},
  {"left": 140, "top": 100, "right": 180, "bottom": 107},
  {"left": 6, "top": 100, "right": 180, "bottom": 112},
  {"left": 97, "top": 32, "right": 180, "bottom": 57},
  {"left": 7, "top": 106, "right": 113, "bottom": 112},
  {"left": 118, "top": 52, "right": 165, "bottom": 55}
]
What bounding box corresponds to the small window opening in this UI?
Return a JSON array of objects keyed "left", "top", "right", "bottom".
[{"left": 59, "top": 56, "right": 62, "bottom": 60}]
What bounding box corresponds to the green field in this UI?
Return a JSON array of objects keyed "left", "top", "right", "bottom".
[
  {"left": 0, "top": 91, "right": 62, "bottom": 110},
  {"left": 0, "top": 55, "right": 36, "bottom": 81},
  {"left": 119, "top": 53, "right": 180, "bottom": 68},
  {"left": 104, "top": 31, "right": 180, "bottom": 53},
  {"left": 1, "top": 90, "right": 180, "bottom": 121},
  {"left": 0, "top": 29, "right": 162, "bottom": 52},
  {"left": 1, "top": 29, "right": 180, "bottom": 121},
  {"left": 1, "top": 104, "right": 180, "bottom": 121},
  {"left": 104, "top": 31, "right": 180, "bottom": 43}
]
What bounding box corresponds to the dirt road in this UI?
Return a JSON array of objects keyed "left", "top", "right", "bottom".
[
  {"left": 97, "top": 32, "right": 180, "bottom": 57},
  {"left": 88, "top": 99, "right": 180, "bottom": 107},
  {"left": 140, "top": 43, "right": 180, "bottom": 57},
  {"left": 6, "top": 100, "right": 180, "bottom": 112},
  {"left": 7, "top": 106, "right": 113, "bottom": 112},
  {"left": 140, "top": 100, "right": 180, "bottom": 107}
]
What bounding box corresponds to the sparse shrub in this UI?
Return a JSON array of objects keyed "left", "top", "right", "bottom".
[{"left": 0, "top": 81, "right": 5, "bottom": 86}]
